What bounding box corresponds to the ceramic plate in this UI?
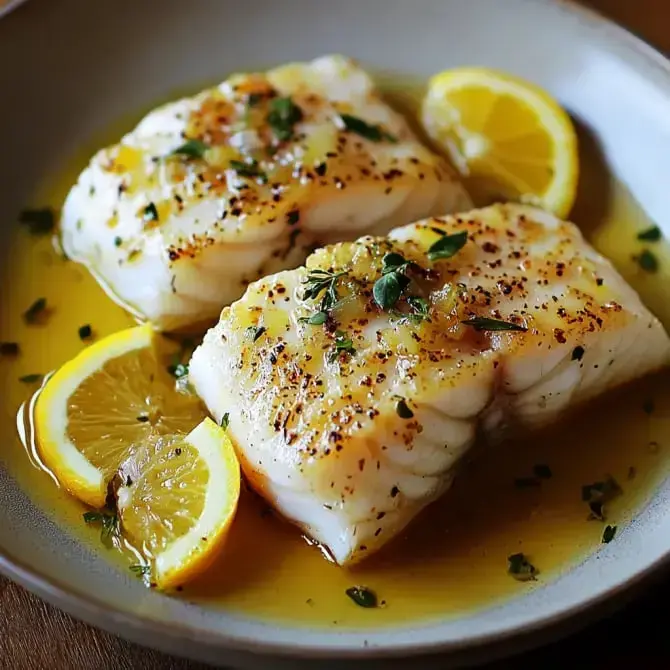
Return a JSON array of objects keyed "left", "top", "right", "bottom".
[{"left": 2, "top": 0, "right": 670, "bottom": 667}]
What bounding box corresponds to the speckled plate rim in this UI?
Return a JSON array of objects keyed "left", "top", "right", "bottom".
[{"left": 2, "top": 0, "right": 670, "bottom": 664}]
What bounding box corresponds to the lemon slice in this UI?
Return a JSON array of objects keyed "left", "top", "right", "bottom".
[
  {"left": 117, "top": 418, "right": 240, "bottom": 589},
  {"left": 422, "top": 67, "right": 578, "bottom": 218},
  {"left": 35, "top": 324, "right": 205, "bottom": 508}
]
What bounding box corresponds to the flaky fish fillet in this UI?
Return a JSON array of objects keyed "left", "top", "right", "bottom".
[
  {"left": 60, "top": 55, "right": 470, "bottom": 331},
  {"left": 189, "top": 204, "right": 670, "bottom": 564}
]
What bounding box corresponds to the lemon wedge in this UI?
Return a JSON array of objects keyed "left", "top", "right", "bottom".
[
  {"left": 117, "top": 418, "right": 240, "bottom": 589},
  {"left": 422, "top": 67, "right": 578, "bottom": 218},
  {"left": 35, "top": 324, "right": 205, "bottom": 508}
]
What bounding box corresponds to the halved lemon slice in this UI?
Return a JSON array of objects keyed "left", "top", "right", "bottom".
[
  {"left": 35, "top": 324, "right": 205, "bottom": 508},
  {"left": 117, "top": 418, "right": 240, "bottom": 589},
  {"left": 422, "top": 67, "right": 578, "bottom": 218}
]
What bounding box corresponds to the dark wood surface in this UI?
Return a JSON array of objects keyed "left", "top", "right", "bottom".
[{"left": 2, "top": 1, "right": 670, "bottom": 668}]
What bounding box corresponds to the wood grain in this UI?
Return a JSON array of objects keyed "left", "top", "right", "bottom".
[{"left": 2, "top": 1, "right": 670, "bottom": 668}]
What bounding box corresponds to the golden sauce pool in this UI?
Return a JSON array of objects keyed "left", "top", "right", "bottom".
[{"left": 2, "top": 77, "right": 670, "bottom": 629}]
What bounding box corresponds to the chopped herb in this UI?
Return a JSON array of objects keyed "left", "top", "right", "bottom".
[
  {"left": 330, "top": 330, "right": 356, "bottom": 362},
  {"left": 267, "top": 97, "right": 303, "bottom": 142},
  {"left": 299, "top": 311, "right": 328, "bottom": 326},
  {"left": 602, "top": 525, "right": 617, "bottom": 544},
  {"left": 136, "top": 415, "right": 149, "bottom": 423},
  {"left": 301, "top": 268, "right": 348, "bottom": 314},
  {"left": 582, "top": 476, "right": 622, "bottom": 520},
  {"left": 230, "top": 159, "right": 267, "bottom": 182},
  {"left": 220, "top": 412, "right": 230, "bottom": 430},
  {"left": 143, "top": 202, "right": 159, "bottom": 222},
  {"left": 23, "top": 298, "right": 47, "bottom": 324},
  {"left": 83, "top": 510, "right": 119, "bottom": 542},
  {"left": 246, "top": 92, "right": 263, "bottom": 108},
  {"left": 461, "top": 317, "right": 527, "bottom": 332},
  {"left": 345, "top": 586, "right": 378, "bottom": 608},
  {"left": 637, "top": 249, "right": 658, "bottom": 273},
  {"left": 637, "top": 226, "right": 662, "bottom": 242},
  {"left": 533, "top": 464, "right": 552, "bottom": 480},
  {"left": 19, "top": 373, "right": 42, "bottom": 384},
  {"left": 114, "top": 236, "right": 123, "bottom": 247},
  {"left": 340, "top": 114, "right": 396, "bottom": 143},
  {"left": 130, "top": 564, "right": 151, "bottom": 576},
  {"left": 287, "top": 209, "right": 300, "bottom": 226},
  {"left": 427, "top": 230, "right": 468, "bottom": 261},
  {"left": 169, "top": 362, "right": 189, "bottom": 379},
  {"left": 18, "top": 208, "right": 55, "bottom": 235},
  {"left": 396, "top": 398, "right": 414, "bottom": 419},
  {"left": 78, "top": 324, "right": 92, "bottom": 340},
  {"left": 406, "top": 296, "right": 430, "bottom": 321},
  {"left": 0, "top": 342, "right": 20, "bottom": 356},
  {"left": 507, "top": 553, "right": 537, "bottom": 581},
  {"left": 571, "top": 345, "right": 585, "bottom": 361},
  {"left": 246, "top": 325, "right": 267, "bottom": 342},
  {"left": 514, "top": 477, "right": 541, "bottom": 489},
  {"left": 170, "top": 139, "right": 209, "bottom": 159},
  {"left": 373, "top": 252, "right": 416, "bottom": 311}
]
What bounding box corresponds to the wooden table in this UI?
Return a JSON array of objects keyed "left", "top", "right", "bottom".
[{"left": 2, "top": 1, "right": 670, "bottom": 668}]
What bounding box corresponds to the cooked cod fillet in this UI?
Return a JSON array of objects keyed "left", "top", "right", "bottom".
[
  {"left": 189, "top": 204, "right": 670, "bottom": 565},
  {"left": 60, "top": 55, "right": 470, "bottom": 331}
]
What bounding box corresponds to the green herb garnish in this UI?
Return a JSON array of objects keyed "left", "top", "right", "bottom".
[
  {"left": 170, "top": 139, "right": 209, "bottom": 159},
  {"left": 230, "top": 159, "right": 267, "bottom": 182},
  {"left": 637, "top": 249, "right": 658, "bottom": 273},
  {"left": 405, "top": 296, "right": 430, "bottom": 321},
  {"left": 0, "top": 342, "right": 20, "bottom": 356},
  {"left": 169, "top": 362, "right": 189, "bottom": 379},
  {"left": 507, "top": 553, "right": 537, "bottom": 581},
  {"left": 18, "top": 208, "right": 55, "bottom": 235},
  {"left": 427, "top": 230, "right": 468, "bottom": 261},
  {"left": 114, "top": 236, "right": 123, "bottom": 247},
  {"left": 83, "top": 510, "right": 120, "bottom": 542},
  {"left": 602, "top": 525, "right": 617, "bottom": 544},
  {"left": 246, "top": 92, "right": 263, "bottom": 108},
  {"left": 19, "top": 373, "right": 42, "bottom": 384},
  {"left": 340, "top": 114, "right": 396, "bottom": 143},
  {"left": 372, "top": 252, "right": 417, "bottom": 311},
  {"left": 78, "top": 324, "right": 92, "bottom": 340},
  {"left": 637, "top": 226, "right": 662, "bottom": 242},
  {"left": 267, "top": 97, "right": 303, "bottom": 142},
  {"left": 130, "top": 564, "right": 151, "bottom": 577},
  {"left": 461, "top": 317, "right": 527, "bottom": 332},
  {"left": 395, "top": 398, "right": 414, "bottom": 419},
  {"left": 23, "top": 297, "right": 47, "bottom": 324},
  {"left": 302, "top": 269, "right": 348, "bottom": 313},
  {"left": 345, "top": 586, "right": 378, "bottom": 608},
  {"left": 220, "top": 412, "right": 230, "bottom": 430},
  {"left": 329, "top": 330, "right": 356, "bottom": 362},
  {"left": 571, "top": 346, "right": 585, "bottom": 361},
  {"left": 299, "top": 311, "right": 328, "bottom": 326},
  {"left": 246, "top": 325, "right": 267, "bottom": 342},
  {"left": 582, "top": 476, "right": 622, "bottom": 521},
  {"left": 143, "top": 202, "right": 159, "bottom": 222}
]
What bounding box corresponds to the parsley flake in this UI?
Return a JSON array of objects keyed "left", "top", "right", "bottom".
[
  {"left": 427, "top": 230, "right": 468, "bottom": 261},
  {"left": 230, "top": 159, "right": 267, "bottom": 182},
  {"left": 302, "top": 269, "right": 348, "bottom": 314},
  {"left": 19, "top": 373, "right": 42, "bottom": 384},
  {"left": 461, "top": 317, "right": 527, "bottom": 332},
  {"left": 637, "top": 226, "right": 662, "bottom": 242},
  {"left": 602, "top": 525, "right": 617, "bottom": 544},
  {"left": 345, "top": 586, "right": 378, "bottom": 608},
  {"left": 130, "top": 564, "right": 151, "bottom": 577},
  {"left": 507, "top": 553, "right": 537, "bottom": 581},
  {"left": 395, "top": 398, "right": 414, "bottom": 419},
  {"left": 143, "top": 202, "right": 159, "bottom": 222},
  {"left": 220, "top": 412, "right": 230, "bottom": 430},
  {"left": 372, "top": 252, "right": 416, "bottom": 311},
  {"left": 340, "top": 114, "right": 396, "bottom": 143},
  {"left": 267, "top": 97, "right": 303, "bottom": 142},
  {"left": 637, "top": 249, "right": 658, "bottom": 273},
  {"left": 78, "top": 324, "right": 93, "bottom": 340},
  {"left": 329, "top": 330, "right": 356, "bottom": 362},
  {"left": 299, "top": 311, "right": 328, "bottom": 326},
  {"left": 83, "top": 510, "right": 120, "bottom": 542},
  {"left": 170, "top": 139, "right": 209, "bottom": 159}
]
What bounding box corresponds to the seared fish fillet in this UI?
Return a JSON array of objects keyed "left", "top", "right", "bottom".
[
  {"left": 60, "top": 55, "right": 470, "bottom": 331},
  {"left": 189, "top": 204, "right": 670, "bottom": 564}
]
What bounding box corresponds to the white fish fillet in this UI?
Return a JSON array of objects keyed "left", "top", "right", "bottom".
[
  {"left": 60, "top": 55, "right": 470, "bottom": 331},
  {"left": 189, "top": 204, "right": 670, "bottom": 565}
]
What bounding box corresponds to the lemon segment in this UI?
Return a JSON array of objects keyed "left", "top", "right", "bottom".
[
  {"left": 117, "top": 418, "right": 240, "bottom": 589},
  {"left": 34, "top": 324, "right": 205, "bottom": 508},
  {"left": 422, "top": 67, "right": 578, "bottom": 218}
]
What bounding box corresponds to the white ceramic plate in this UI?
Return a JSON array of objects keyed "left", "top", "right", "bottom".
[{"left": 2, "top": 0, "right": 670, "bottom": 667}]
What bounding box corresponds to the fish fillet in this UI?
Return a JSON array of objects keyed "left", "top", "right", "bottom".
[
  {"left": 60, "top": 55, "right": 470, "bottom": 331},
  {"left": 189, "top": 204, "right": 670, "bottom": 564}
]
